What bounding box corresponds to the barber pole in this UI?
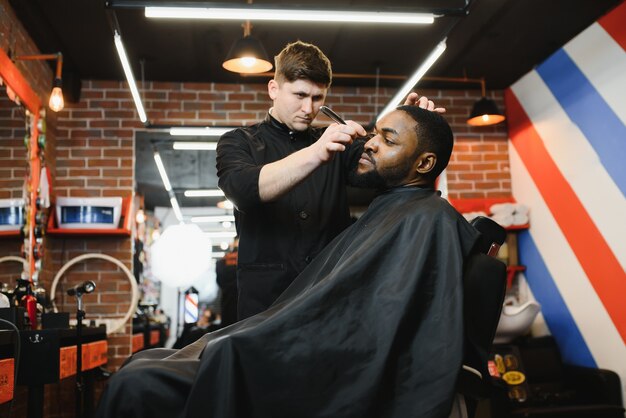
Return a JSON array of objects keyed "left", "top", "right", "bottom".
[{"left": 184, "top": 292, "right": 199, "bottom": 323}]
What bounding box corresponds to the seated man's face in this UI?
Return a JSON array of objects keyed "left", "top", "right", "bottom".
[{"left": 353, "top": 110, "right": 420, "bottom": 189}]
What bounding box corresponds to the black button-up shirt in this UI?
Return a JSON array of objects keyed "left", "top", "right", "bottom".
[{"left": 216, "top": 113, "right": 363, "bottom": 319}]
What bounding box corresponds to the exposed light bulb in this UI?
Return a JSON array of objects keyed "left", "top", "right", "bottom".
[
  {"left": 220, "top": 242, "right": 229, "bottom": 250},
  {"left": 135, "top": 209, "right": 146, "bottom": 224},
  {"left": 49, "top": 86, "right": 64, "bottom": 112},
  {"left": 482, "top": 114, "right": 489, "bottom": 122},
  {"left": 240, "top": 57, "right": 257, "bottom": 68},
  {"left": 222, "top": 221, "right": 232, "bottom": 228}
]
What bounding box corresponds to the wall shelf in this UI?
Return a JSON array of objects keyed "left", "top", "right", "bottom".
[
  {"left": 0, "top": 230, "right": 21, "bottom": 238},
  {"left": 449, "top": 197, "right": 529, "bottom": 231},
  {"left": 46, "top": 196, "right": 132, "bottom": 237}
]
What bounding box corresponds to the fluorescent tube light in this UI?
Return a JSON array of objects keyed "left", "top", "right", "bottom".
[
  {"left": 204, "top": 231, "right": 237, "bottom": 239},
  {"left": 184, "top": 189, "right": 225, "bottom": 197},
  {"left": 153, "top": 152, "right": 172, "bottom": 191},
  {"left": 377, "top": 39, "right": 447, "bottom": 121},
  {"left": 146, "top": 7, "right": 435, "bottom": 24},
  {"left": 173, "top": 142, "right": 218, "bottom": 151},
  {"left": 113, "top": 32, "right": 147, "bottom": 123},
  {"left": 169, "top": 127, "right": 232, "bottom": 136},
  {"left": 211, "top": 252, "right": 226, "bottom": 258},
  {"left": 191, "top": 215, "right": 236, "bottom": 223},
  {"left": 170, "top": 196, "right": 184, "bottom": 222}
]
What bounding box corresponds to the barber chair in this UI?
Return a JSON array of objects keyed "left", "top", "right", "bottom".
[
  {"left": 451, "top": 216, "right": 508, "bottom": 418},
  {"left": 489, "top": 336, "right": 624, "bottom": 418}
]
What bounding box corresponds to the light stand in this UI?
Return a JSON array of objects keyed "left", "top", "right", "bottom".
[{"left": 67, "top": 280, "right": 96, "bottom": 418}]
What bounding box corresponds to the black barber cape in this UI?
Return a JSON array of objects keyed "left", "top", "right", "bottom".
[{"left": 96, "top": 187, "right": 479, "bottom": 418}]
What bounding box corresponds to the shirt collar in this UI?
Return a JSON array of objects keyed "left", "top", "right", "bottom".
[{"left": 265, "top": 110, "right": 311, "bottom": 142}]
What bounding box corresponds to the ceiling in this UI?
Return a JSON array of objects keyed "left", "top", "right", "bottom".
[
  {"left": 8, "top": 0, "right": 622, "bottom": 212},
  {"left": 9, "top": 0, "right": 622, "bottom": 89}
]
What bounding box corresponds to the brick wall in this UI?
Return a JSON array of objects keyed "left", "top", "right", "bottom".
[
  {"left": 64, "top": 80, "right": 509, "bottom": 199},
  {"left": 0, "top": 93, "right": 26, "bottom": 286}
]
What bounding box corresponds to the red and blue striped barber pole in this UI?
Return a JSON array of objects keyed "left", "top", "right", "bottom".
[
  {"left": 184, "top": 291, "right": 199, "bottom": 323},
  {"left": 506, "top": 1, "right": 626, "bottom": 401}
]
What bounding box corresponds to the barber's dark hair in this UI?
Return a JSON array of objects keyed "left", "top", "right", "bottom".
[
  {"left": 274, "top": 41, "right": 332, "bottom": 87},
  {"left": 396, "top": 105, "right": 454, "bottom": 180}
]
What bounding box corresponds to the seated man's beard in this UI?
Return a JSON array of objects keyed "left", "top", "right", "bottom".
[
  {"left": 348, "top": 167, "right": 387, "bottom": 189},
  {"left": 349, "top": 156, "right": 414, "bottom": 190}
]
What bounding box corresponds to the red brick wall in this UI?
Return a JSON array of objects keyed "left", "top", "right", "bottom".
[
  {"left": 0, "top": 93, "right": 26, "bottom": 285},
  {"left": 64, "top": 81, "right": 509, "bottom": 199}
]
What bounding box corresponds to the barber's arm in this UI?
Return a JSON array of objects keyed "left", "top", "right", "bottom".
[{"left": 258, "top": 120, "right": 366, "bottom": 202}]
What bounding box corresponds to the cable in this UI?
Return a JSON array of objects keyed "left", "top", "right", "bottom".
[
  {"left": 50, "top": 253, "right": 139, "bottom": 335},
  {"left": 0, "top": 318, "right": 20, "bottom": 418}
]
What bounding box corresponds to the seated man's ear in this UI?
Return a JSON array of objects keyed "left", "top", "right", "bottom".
[{"left": 415, "top": 152, "right": 437, "bottom": 175}]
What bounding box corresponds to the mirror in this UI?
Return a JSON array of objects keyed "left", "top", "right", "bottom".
[{"left": 134, "top": 131, "right": 235, "bottom": 345}]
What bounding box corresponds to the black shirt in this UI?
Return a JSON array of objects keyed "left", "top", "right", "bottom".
[{"left": 216, "top": 113, "right": 363, "bottom": 319}]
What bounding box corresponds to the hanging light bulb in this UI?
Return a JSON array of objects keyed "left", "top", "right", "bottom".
[
  {"left": 222, "top": 21, "right": 272, "bottom": 74},
  {"left": 49, "top": 78, "right": 64, "bottom": 112},
  {"left": 135, "top": 209, "right": 147, "bottom": 224}
]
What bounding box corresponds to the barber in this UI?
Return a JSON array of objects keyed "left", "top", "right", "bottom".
[{"left": 217, "top": 41, "right": 444, "bottom": 320}]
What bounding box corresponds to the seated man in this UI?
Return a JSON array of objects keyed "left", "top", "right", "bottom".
[{"left": 96, "top": 106, "right": 479, "bottom": 418}]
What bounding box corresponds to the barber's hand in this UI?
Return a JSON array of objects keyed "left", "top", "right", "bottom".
[
  {"left": 403, "top": 92, "right": 446, "bottom": 113},
  {"left": 313, "top": 121, "right": 367, "bottom": 163}
]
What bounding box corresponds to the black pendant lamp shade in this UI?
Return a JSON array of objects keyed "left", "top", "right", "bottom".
[
  {"left": 467, "top": 97, "right": 506, "bottom": 126},
  {"left": 222, "top": 34, "right": 273, "bottom": 74}
]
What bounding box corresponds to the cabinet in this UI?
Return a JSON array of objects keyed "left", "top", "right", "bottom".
[{"left": 0, "top": 330, "right": 15, "bottom": 405}]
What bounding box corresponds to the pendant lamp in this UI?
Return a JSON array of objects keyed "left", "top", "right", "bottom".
[
  {"left": 222, "top": 21, "right": 272, "bottom": 74},
  {"left": 467, "top": 78, "right": 505, "bottom": 126}
]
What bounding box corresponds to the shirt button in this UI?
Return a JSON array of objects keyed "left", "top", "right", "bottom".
[{"left": 299, "top": 211, "right": 309, "bottom": 220}]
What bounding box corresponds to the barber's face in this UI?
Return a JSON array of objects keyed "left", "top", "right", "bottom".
[
  {"left": 356, "top": 111, "right": 419, "bottom": 188},
  {"left": 268, "top": 79, "right": 327, "bottom": 132}
]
